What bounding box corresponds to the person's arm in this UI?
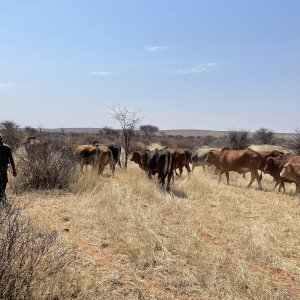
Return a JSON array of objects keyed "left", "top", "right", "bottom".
[{"left": 8, "top": 151, "right": 17, "bottom": 177}]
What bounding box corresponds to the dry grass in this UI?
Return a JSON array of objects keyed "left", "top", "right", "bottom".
[{"left": 7, "top": 156, "right": 300, "bottom": 299}]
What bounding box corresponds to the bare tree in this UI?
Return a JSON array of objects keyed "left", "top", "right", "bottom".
[{"left": 109, "top": 105, "right": 142, "bottom": 169}]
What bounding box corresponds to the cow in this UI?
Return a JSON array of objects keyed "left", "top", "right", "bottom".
[
  {"left": 74, "top": 145, "right": 99, "bottom": 172},
  {"left": 263, "top": 154, "right": 300, "bottom": 192},
  {"left": 280, "top": 163, "right": 300, "bottom": 194},
  {"left": 97, "top": 145, "right": 115, "bottom": 175},
  {"left": 141, "top": 149, "right": 175, "bottom": 191},
  {"left": 191, "top": 148, "right": 220, "bottom": 173},
  {"left": 130, "top": 150, "right": 148, "bottom": 171},
  {"left": 256, "top": 150, "right": 285, "bottom": 171},
  {"left": 205, "top": 147, "right": 262, "bottom": 189},
  {"left": 92, "top": 142, "right": 122, "bottom": 168},
  {"left": 74, "top": 144, "right": 115, "bottom": 175},
  {"left": 167, "top": 147, "right": 191, "bottom": 177}
]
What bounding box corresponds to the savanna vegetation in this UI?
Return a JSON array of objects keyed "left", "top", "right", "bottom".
[{"left": 1, "top": 120, "right": 300, "bottom": 299}]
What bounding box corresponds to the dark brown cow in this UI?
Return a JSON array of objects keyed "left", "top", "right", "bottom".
[
  {"left": 205, "top": 148, "right": 262, "bottom": 189},
  {"left": 264, "top": 154, "right": 300, "bottom": 192},
  {"left": 141, "top": 149, "right": 175, "bottom": 191},
  {"left": 130, "top": 150, "right": 148, "bottom": 171},
  {"left": 167, "top": 148, "right": 191, "bottom": 177},
  {"left": 256, "top": 150, "right": 285, "bottom": 171}
]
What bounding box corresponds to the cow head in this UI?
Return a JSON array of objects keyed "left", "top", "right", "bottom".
[
  {"left": 205, "top": 150, "right": 220, "bottom": 167},
  {"left": 280, "top": 163, "right": 292, "bottom": 179},
  {"left": 264, "top": 156, "right": 284, "bottom": 174}
]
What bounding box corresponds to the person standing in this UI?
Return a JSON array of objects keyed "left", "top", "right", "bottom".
[{"left": 0, "top": 134, "right": 17, "bottom": 205}]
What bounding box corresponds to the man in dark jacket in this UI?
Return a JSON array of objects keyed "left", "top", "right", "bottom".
[{"left": 0, "top": 134, "right": 17, "bottom": 204}]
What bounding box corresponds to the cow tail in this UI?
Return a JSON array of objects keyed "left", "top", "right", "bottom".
[
  {"left": 109, "top": 149, "right": 115, "bottom": 173},
  {"left": 184, "top": 148, "right": 192, "bottom": 173}
]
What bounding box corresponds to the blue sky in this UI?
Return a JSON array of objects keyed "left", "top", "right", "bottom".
[{"left": 0, "top": 0, "right": 299, "bottom": 132}]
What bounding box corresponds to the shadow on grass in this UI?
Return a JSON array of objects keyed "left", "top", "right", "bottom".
[{"left": 169, "top": 189, "right": 189, "bottom": 199}]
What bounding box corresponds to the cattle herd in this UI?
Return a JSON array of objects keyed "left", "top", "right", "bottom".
[{"left": 73, "top": 141, "right": 300, "bottom": 194}]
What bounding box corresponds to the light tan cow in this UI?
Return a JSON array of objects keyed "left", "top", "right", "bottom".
[
  {"left": 74, "top": 145, "right": 99, "bottom": 171},
  {"left": 74, "top": 144, "right": 114, "bottom": 175},
  {"left": 97, "top": 145, "right": 115, "bottom": 175},
  {"left": 280, "top": 163, "right": 300, "bottom": 194}
]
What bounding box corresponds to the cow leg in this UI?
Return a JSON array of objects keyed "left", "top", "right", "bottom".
[
  {"left": 192, "top": 163, "right": 196, "bottom": 173},
  {"left": 272, "top": 181, "right": 279, "bottom": 191},
  {"left": 185, "top": 164, "right": 191, "bottom": 176},
  {"left": 218, "top": 171, "right": 224, "bottom": 183},
  {"left": 118, "top": 160, "right": 122, "bottom": 168},
  {"left": 225, "top": 171, "right": 230, "bottom": 185},
  {"left": 256, "top": 171, "right": 262, "bottom": 190},
  {"left": 248, "top": 171, "right": 262, "bottom": 190},
  {"left": 109, "top": 160, "right": 115, "bottom": 176},
  {"left": 98, "top": 165, "right": 104, "bottom": 174},
  {"left": 294, "top": 183, "right": 299, "bottom": 195},
  {"left": 166, "top": 172, "right": 173, "bottom": 192},
  {"left": 278, "top": 180, "right": 286, "bottom": 193},
  {"left": 158, "top": 172, "right": 165, "bottom": 188},
  {"left": 179, "top": 167, "right": 183, "bottom": 177}
]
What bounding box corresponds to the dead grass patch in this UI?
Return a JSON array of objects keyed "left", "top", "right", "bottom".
[{"left": 8, "top": 161, "right": 300, "bottom": 299}]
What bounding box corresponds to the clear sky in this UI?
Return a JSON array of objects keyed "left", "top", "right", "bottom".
[{"left": 0, "top": 0, "right": 299, "bottom": 133}]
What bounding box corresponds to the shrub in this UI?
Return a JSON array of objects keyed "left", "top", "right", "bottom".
[
  {"left": 287, "top": 129, "right": 300, "bottom": 154},
  {"left": 15, "top": 143, "right": 77, "bottom": 191},
  {"left": 253, "top": 128, "right": 274, "bottom": 144},
  {"left": 0, "top": 203, "right": 72, "bottom": 299},
  {"left": 227, "top": 130, "right": 250, "bottom": 150}
]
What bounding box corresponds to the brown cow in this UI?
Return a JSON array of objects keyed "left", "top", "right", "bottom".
[
  {"left": 167, "top": 147, "right": 191, "bottom": 177},
  {"left": 97, "top": 145, "right": 115, "bottom": 175},
  {"left": 205, "top": 147, "right": 262, "bottom": 189},
  {"left": 264, "top": 154, "right": 300, "bottom": 192},
  {"left": 130, "top": 150, "right": 148, "bottom": 171},
  {"left": 74, "top": 145, "right": 99, "bottom": 171},
  {"left": 256, "top": 150, "right": 285, "bottom": 171},
  {"left": 93, "top": 142, "right": 122, "bottom": 168},
  {"left": 74, "top": 144, "right": 114, "bottom": 175},
  {"left": 280, "top": 163, "right": 300, "bottom": 194}
]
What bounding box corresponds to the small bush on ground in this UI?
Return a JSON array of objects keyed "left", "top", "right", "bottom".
[
  {"left": 15, "top": 143, "right": 77, "bottom": 191},
  {"left": 0, "top": 203, "right": 74, "bottom": 299}
]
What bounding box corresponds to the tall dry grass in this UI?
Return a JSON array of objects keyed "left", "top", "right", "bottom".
[{"left": 9, "top": 158, "right": 299, "bottom": 300}]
